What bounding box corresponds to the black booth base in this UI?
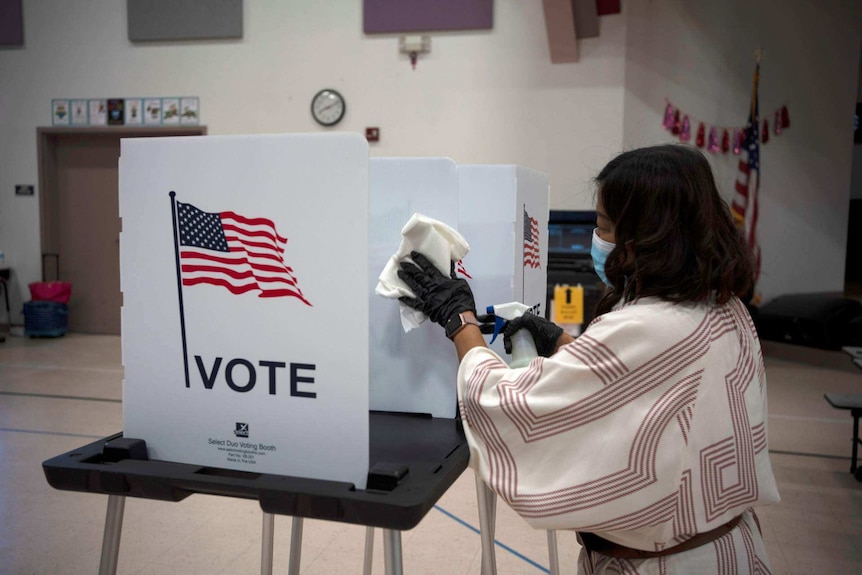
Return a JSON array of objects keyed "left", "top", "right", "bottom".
[{"left": 43, "top": 412, "right": 469, "bottom": 531}]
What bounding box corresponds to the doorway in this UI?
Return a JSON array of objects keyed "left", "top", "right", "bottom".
[{"left": 38, "top": 127, "right": 206, "bottom": 335}]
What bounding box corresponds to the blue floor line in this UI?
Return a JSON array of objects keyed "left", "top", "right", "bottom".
[
  {"left": 0, "top": 427, "right": 104, "bottom": 439},
  {"left": 433, "top": 504, "right": 550, "bottom": 574},
  {"left": 0, "top": 391, "right": 121, "bottom": 403}
]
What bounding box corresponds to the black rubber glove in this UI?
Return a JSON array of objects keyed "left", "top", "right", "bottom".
[
  {"left": 397, "top": 251, "right": 476, "bottom": 328},
  {"left": 503, "top": 313, "right": 564, "bottom": 357},
  {"left": 475, "top": 314, "right": 498, "bottom": 335}
]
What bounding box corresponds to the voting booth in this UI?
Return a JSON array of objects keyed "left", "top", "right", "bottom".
[
  {"left": 46, "top": 133, "right": 552, "bottom": 574},
  {"left": 368, "top": 159, "right": 550, "bottom": 417},
  {"left": 120, "top": 133, "right": 370, "bottom": 488},
  {"left": 458, "top": 164, "right": 550, "bottom": 359},
  {"left": 368, "top": 157, "right": 462, "bottom": 418}
]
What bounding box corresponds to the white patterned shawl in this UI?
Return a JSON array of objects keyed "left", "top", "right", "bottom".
[{"left": 457, "top": 296, "right": 780, "bottom": 558}]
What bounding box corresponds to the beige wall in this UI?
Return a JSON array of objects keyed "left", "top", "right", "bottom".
[
  {"left": 0, "top": 1, "right": 626, "bottom": 323},
  {"left": 1, "top": 0, "right": 860, "bottom": 320}
]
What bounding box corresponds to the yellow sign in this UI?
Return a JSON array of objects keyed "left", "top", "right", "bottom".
[{"left": 553, "top": 285, "right": 584, "bottom": 324}]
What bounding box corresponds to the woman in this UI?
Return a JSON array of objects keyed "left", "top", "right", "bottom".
[{"left": 397, "top": 144, "right": 779, "bottom": 574}]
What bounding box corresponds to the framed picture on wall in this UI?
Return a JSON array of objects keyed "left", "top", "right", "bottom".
[
  {"left": 88, "top": 99, "right": 108, "bottom": 125},
  {"left": 108, "top": 99, "right": 125, "bottom": 125},
  {"left": 52, "top": 100, "right": 70, "bottom": 125},
  {"left": 125, "top": 98, "right": 143, "bottom": 125},
  {"left": 162, "top": 98, "right": 180, "bottom": 125},
  {"left": 144, "top": 98, "right": 162, "bottom": 125},
  {"left": 71, "top": 100, "right": 88, "bottom": 125},
  {"left": 180, "top": 97, "right": 199, "bottom": 125}
]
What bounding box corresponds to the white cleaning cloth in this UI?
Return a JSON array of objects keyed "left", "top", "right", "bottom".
[{"left": 376, "top": 213, "right": 470, "bottom": 332}]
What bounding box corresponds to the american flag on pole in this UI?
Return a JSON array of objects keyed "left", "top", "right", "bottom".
[
  {"left": 175, "top": 200, "right": 311, "bottom": 305},
  {"left": 732, "top": 64, "right": 762, "bottom": 283},
  {"left": 523, "top": 208, "right": 541, "bottom": 269}
]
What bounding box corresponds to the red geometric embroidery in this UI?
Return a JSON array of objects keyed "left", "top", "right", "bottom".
[
  {"left": 676, "top": 405, "right": 694, "bottom": 445},
  {"left": 751, "top": 422, "right": 767, "bottom": 454},
  {"left": 462, "top": 299, "right": 769, "bottom": 533},
  {"left": 672, "top": 470, "right": 697, "bottom": 544},
  {"left": 713, "top": 531, "right": 736, "bottom": 575},
  {"left": 699, "top": 311, "right": 760, "bottom": 521},
  {"left": 565, "top": 333, "right": 629, "bottom": 386},
  {"left": 739, "top": 516, "right": 758, "bottom": 575},
  {"left": 505, "top": 372, "right": 702, "bottom": 518},
  {"left": 495, "top": 314, "right": 713, "bottom": 445},
  {"left": 578, "top": 492, "right": 678, "bottom": 532}
]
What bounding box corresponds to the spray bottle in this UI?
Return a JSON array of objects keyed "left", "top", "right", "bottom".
[{"left": 487, "top": 302, "right": 539, "bottom": 368}]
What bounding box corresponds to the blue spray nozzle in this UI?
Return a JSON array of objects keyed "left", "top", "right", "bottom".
[{"left": 486, "top": 305, "right": 507, "bottom": 344}]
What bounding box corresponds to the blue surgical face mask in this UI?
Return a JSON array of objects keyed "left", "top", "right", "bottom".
[{"left": 591, "top": 228, "right": 616, "bottom": 285}]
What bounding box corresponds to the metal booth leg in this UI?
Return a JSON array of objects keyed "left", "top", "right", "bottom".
[
  {"left": 260, "top": 512, "right": 274, "bottom": 575},
  {"left": 363, "top": 526, "right": 375, "bottom": 575},
  {"left": 382, "top": 529, "right": 403, "bottom": 575},
  {"left": 475, "top": 474, "right": 498, "bottom": 575},
  {"left": 547, "top": 530, "right": 560, "bottom": 575},
  {"left": 288, "top": 517, "right": 304, "bottom": 575},
  {"left": 99, "top": 494, "right": 126, "bottom": 575}
]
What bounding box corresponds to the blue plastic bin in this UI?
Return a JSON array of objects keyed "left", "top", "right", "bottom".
[{"left": 23, "top": 301, "right": 68, "bottom": 337}]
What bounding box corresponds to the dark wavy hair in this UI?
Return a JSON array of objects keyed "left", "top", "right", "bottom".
[{"left": 594, "top": 144, "right": 755, "bottom": 316}]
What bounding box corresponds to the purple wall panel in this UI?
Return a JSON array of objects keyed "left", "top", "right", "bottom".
[
  {"left": 0, "top": 0, "right": 24, "bottom": 46},
  {"left": 596, "top": 0, "right": 622, "bottom": 16},
  {"left": 364, "top": 0, "right": 492, "bottom": 34}
]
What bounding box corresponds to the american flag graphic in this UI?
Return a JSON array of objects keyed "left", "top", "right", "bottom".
[
  {"left": 176, "top": 201, "right": 311, "bottom": 305},
  {"left": 456, "top": 259, "right": 472, "bottom": 279},
  {"left": 523, "top": 208, "right": 541, "bottom": 269},
  {"left": 732, "top": 64, "right": 762, "bottom": 283}
]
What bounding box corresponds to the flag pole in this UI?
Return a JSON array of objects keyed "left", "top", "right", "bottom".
[
  {"left": 522, "top": 203, "right": 526, "bottom": 302},
  {"left": 169, "top": 191, "right": 191, "bottom": 388}
]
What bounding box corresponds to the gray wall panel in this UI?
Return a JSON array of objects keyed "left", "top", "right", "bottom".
[
  {"left": 0, "top": 0, "right": 24, "bottom": 46},
  {"left": 364, "top": 0, "right": 492, "bottom": 34},
  {"left": 128, "top": 0, "right": 242, "bottom": 42}
]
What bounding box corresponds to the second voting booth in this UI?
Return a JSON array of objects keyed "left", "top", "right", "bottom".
[
  {"left": 369, "top": 157, "right": 550, "bottom": 417},
  {"left": 96, "top": 132, "right": 550, "bottom": 572}
]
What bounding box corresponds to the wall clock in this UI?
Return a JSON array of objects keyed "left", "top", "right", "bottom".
[{"left": 311, "top": 89, "right": 346, "bottom": 127}]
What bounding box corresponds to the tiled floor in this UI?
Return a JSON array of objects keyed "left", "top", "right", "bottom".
[{"left": 1, "top": 333, "right": 861, "bottom": 574}]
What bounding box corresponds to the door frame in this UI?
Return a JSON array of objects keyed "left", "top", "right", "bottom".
[
  {"left": 37, "top": 126, "right": 208, "bottom": 258},
  {"left": 35, "top": 126, "right": 207, "bottom": 332}
]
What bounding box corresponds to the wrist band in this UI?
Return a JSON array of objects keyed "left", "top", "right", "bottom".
[{"left": 445, "top": 312, "right": 480, "bottom": 340}]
